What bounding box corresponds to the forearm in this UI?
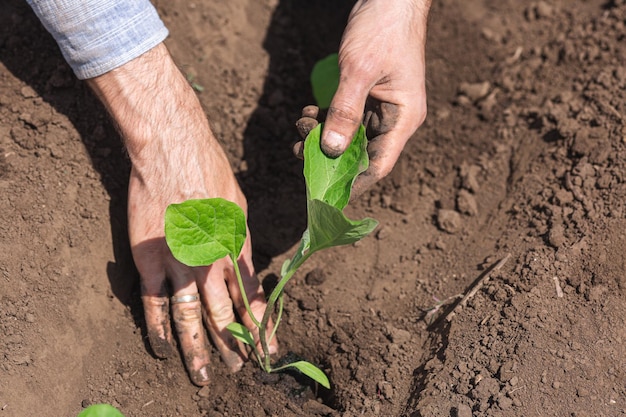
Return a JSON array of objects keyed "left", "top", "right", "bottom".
[{"left": 86, "top": 43, "right": 227, "bottom": 198}]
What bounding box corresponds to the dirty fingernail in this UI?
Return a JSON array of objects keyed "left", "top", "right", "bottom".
[
  {"left": 322, "top": 131, "right": 346, "bottom": 157},
  {"left": 190, "top": 364, "right": 211, "bottom": 386},
  {"left": 147, "top": 332, "right": 175, "bottom": 358},
  {"left": 302, "top": 105, "right": 319, "bottom": 118}
]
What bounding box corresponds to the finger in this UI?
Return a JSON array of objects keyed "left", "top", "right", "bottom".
[
  {"left": 352, "top": 97, "right": 425, "bottom": 198},
  {"left": 140, "top": 271, "right": 176, "bottom": 359},
  {"left": 169, "top": 266, "right": 212, "bottom": 386},
  {"left": 226, "top": 243, "right": 278, "bottom": 357},
  {"left": 142, "top": 294, "right": 175, "bottom": 359},
  {"left": 292, "top": 141, "right": 304, "bottom": 160},
  {"left": 198, "top": 259, "right": 247, "bottom": 372},
  {"left": 321, "top": 80, "right": 369, "bottom": 157},
  {"left": 302, "top": 105, "right": 319, "bottom": 119},
  {"left": 295, "top": 116, "right": 319, "bottom": 140},
  {"left": 364, "top": 99, "right": 399, "bottom": 138}
]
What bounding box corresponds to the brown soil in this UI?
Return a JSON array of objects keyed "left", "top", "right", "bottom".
[{"left": 1, "top": 0, "right": 625, "bottom": 416}]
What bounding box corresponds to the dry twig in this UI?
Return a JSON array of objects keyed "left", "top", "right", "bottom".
[{"left": 445, "top": 253, "right": 511, "bottom": 322}]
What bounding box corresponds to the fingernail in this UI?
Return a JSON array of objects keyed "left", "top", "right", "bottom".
[
  {"left": 190, "top": 364, "right": 211, "bottom": 386},
  {"left": 325, "top": 130, "right": 345, "bottom": 150},
  {"left": 323, "top": 131, "right": 346, "bottom": 157}
]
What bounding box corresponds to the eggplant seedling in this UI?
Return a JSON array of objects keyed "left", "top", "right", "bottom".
[{"left": 164, "top": 124, "right": 377, "bottom": 388}]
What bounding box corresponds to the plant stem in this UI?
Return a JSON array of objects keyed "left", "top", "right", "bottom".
[
  {"left": 230, "top": 254, "right": 267, "bottom": 369},
  {"left": 259, "top": 251, "right": 311, "bottom": 371},
  {"left": 231, "top": 255, "right": 261, "bottom": 329},
  {"left": 268, "top": 293, "right": 284, "bottom": 345}
]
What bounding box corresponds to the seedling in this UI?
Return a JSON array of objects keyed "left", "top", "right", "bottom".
[
  {"left": 77, "top": 404, "right": 124, "bottom": 417},
  {"left": 164, "top": 124, "right": 377, "bottom": 388},
  {"left": 310, "top": 53, "right": 339, "bottom": 109}
]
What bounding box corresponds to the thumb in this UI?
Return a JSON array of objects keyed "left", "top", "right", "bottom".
[{"left": 321, "top": 80, "right": 368, "bottom": 158}]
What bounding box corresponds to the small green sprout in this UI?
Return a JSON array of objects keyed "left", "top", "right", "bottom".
[
  {"left": 77, "top": 404, "right": 124, "bottom": 417},
  {"left": 186, "top": 73, "right": 205, "bottom": 92},
  {"left": 164, "top": 124, "right": 377, "bottom": 388}
]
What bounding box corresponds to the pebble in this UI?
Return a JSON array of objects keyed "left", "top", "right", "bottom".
[
  {"left": 458, "top": 81, "right": 491, "bottom": 102},
  {"left": 457, "top": 189, "right": 478, "bottom": 216},
  {"left": 455, "top": 403, "right": 472, "bottom": 417},
  {"left": 305, "top": 268, "right": 326, "bottom": 286},
  {"left": 376, "top": 226, "right": 389, "bottom": 240},
  {"left": 20, "top": 86, "right": 37, "bottom": 98},
  {"left": 460, "top": 163, "right": 481, "bottom": 192},
  {"left": 197, "top": 386, "right": 210, "bottom": 398},
  {"left": 437, "top": 209, "right": 463, "bottom": 234},
  {"left": 302, "top": 399, "right": 336, "bottom": 415},
  {"left": 385, "top": 325, "right": 412, "bottom": 344}
]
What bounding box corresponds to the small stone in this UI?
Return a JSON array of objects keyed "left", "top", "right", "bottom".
[
  {"left": 457, "top": 189, "right": 478, "bottom": 216},
  {"left": 385, "top": 325, "right": 412, "bottom": 344},
  {"left": 20, "top": 86, "right": 37, "bottom": 98},
  {"left": 197, "top": 386, "right": 210, "bottom": 398},
  {"left": 460, "top": 163, "right": 481, "bottom": 192},
  {"left": 305, "top": 268, "right": 326, "bottom": 286},
  {"left": 536, "top": 1, "right": 554, "bottom": 18},
  {"left": 437, "top": 209, "right": 463, "bottom": 234},
  {"left": 302, "top": 399, "right": 336, "bottom": 415},
  {"left": 376, "top": 227, "right": 388, "bottom": 240},
  {"left": 458, "top": 81, "right": 491, "bottom": 102},
  {"left": 498, "top": 396, "right": 513, "bottom": 410},
  {"left": 548, "top": 223, "right": 566, "bottom": 248},
  {"left": 455, "top": 403, "right": 472, "bottom": 417},
  {"left": 298, "top": 295, "right": 317, "bottom": 311}
]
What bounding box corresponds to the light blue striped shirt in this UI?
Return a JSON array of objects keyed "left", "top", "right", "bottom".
[{"left": 27, "top": 0, "right": 169, "bottom": 79}]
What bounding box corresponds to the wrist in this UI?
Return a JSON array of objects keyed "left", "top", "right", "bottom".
[{"left": 86, "top": 43, "right": 212, "bottom": 169}]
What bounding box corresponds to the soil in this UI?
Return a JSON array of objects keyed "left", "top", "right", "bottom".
[{"left": 1, "top": 0, "right": 625, "bottom": 416}]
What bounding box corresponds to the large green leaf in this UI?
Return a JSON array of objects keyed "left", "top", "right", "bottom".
[
  {"left": 303, "top": 123, "right": 368, "bottom": 209},
  {"left": 283, "top": 361, "right": 331, "bottom": 389},
  {"left": 77, "top": 404, "right": 124, "bottom": 417},
  {"left": 307, "top": 199, "right": 377, "bottom": 253},
  {"left": 283, "top": 123, "right": 377, "bottom": 273},
  {"left": 165, "top": 198, "right": 246, "bottom": 267},
  {"left": 310, "top": 53, "right": 339, "bottom": 109}
]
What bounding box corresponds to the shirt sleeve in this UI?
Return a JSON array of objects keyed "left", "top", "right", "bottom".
[{"left": 26, "top": 0, "right": 169, "bottom": 80}]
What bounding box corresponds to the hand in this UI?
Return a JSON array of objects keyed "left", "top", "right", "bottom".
[
  {"left": 87, "top": 43, "right": 276, "bottom": 386},
  {"left": 309, "top": 0, "right": 431, "bottom": 197}
]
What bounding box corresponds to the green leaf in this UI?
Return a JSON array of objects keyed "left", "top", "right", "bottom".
[
  {"left": 226, "top": 322, "right": 255, "bottom": 346},
  {"left": 165, "top": 198, "right": 246, "bottom": 267},
  {"left": 307, "top": 199, "right": 378, "bottom": 253},
  {"left": 77, "top": 404, "right": 125, "bottom": 417},
  {"left": 304, "top": 124, "right": 368, "bottom": 209},
  {"left": 283, "top": 361, "right": 330, "bottom": 389},
  {"left": 310, "top": 53, "right": 339, "bottom": 109},
  {"left": 297, "top": 123, "right": 377, "bottom": 258}
]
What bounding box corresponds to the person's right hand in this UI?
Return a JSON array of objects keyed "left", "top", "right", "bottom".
[
  {"left": 87, "top": 43, "right": 276, "bottom": 386},
  {"left": 296, "top": 0, "right": 431, "bottom": 198}
]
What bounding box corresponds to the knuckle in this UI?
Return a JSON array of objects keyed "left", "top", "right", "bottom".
[{"left": 207, "top": 302, "right": 235, "bottom": 326}]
